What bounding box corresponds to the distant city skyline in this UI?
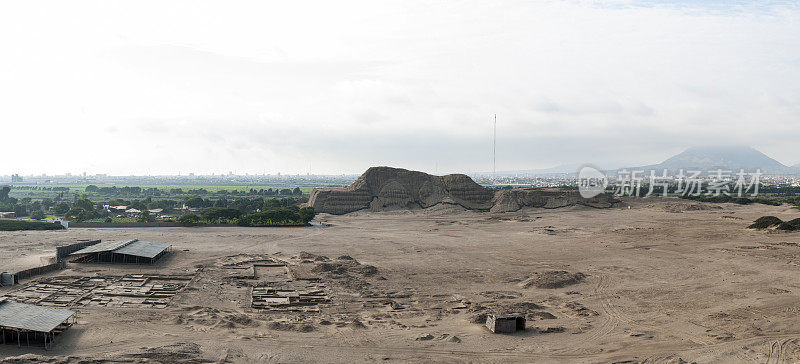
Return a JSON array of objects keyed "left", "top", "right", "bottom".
[
  {"left": 2, "top": 1, "right": 800, "bottom": 176},
  {"left": 4, "top": 144, "right": 799, "bottom": 178}
]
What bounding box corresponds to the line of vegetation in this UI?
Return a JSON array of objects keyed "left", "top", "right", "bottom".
[
  {"left": 2, "top": 184, "right": 317, "bottom": 227},
  {"left": 679, "top": 194, "right": 783, "bottom": 206},
  {"left": 8, "top": 184, "right": 307, "bottom": 199},
  {"left": 598, "top": 183, "right": 800, "bottom": 208},
  {"left": 83, "top": 185, "right": 305, "bottom": 197},
  {"left": 176, "top": 206, "right": 315, "bottom": 227},
  {"left": 0, "top": 219, "right": 65, "bottom": 231},
  {"left": 1, "top": 185, "right": 308, "bottom": 221}
]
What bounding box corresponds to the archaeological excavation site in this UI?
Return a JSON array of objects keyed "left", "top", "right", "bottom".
[
  {"left": 1, "top": 169, "right": 800, "bottom": 363},
  {"left": 6, "top": 0, "right": 798, "bottom": 361}
]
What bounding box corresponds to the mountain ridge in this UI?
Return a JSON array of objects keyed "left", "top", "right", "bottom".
[{"left": 627, "top": 146, "right": 795, "bottom": 174}]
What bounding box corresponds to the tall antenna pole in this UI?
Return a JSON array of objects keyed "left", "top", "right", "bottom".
[{"left": 493, "top": 114, "right": 497, "bottom": 182}]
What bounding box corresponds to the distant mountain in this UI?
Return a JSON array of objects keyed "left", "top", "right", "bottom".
[
  {"left": 487, "top": 146, "right": 797, "bottom": 177},
  {"left": 629, "top": 146, "right": 796, "bottom": 175}
]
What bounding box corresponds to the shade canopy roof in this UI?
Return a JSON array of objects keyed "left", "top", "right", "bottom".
[
  {"left": 0, "top": 299, "right": 75, "bottom": 332},
  {"left": 71, "top": 239, "right": 170, "bottom": 259},
  {"left": 113, "top": 240, "right": 170, "bottom": 259}
]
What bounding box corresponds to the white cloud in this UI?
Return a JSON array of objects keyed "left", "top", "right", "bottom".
[{"left": 1, "top": 0, "right": 799, "bottom": 175}]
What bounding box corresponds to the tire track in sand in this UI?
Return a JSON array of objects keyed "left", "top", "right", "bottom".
[
  {"left": 581, "top": 273, "right": 618, "bottom": 345},
  {"left": 765, "top": 337, "right": 794, "bottom": 364},
  {"left": 587, "top": 272, "right": 715, "bottom": 351}
]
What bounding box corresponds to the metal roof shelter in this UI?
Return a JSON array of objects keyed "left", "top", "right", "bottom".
[
  {"left": 71, "top": 239, "right": 133, "bottom": 255},
  {"left": 70, "top": 239, "right": 171, "bottom": 264},
  {"left": 0, "top": 298, "right": 76, "bottom": 349},
  {"left": 113, "top": 240, "right": 171, "bottom": 259}
]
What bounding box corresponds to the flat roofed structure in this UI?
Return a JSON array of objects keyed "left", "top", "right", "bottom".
[
  {"left": 485, "top": 313, "right": 526, "bottom": 333},
  {"left": 70, "top": 239, "right": 171, "bottom": 264},
  {"left": 0, "top": 298, "right": 76, "bottom": 348},
  {"left": 114, "top": 240, "right": 170, "bottom": 259},
  {"left": 71, "top": 239, "right": 135, "bottom": 255}
]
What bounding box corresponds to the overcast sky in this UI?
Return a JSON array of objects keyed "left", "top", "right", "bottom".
[{"left": 2, "top": 1, "right": 799, "bottom": 175}]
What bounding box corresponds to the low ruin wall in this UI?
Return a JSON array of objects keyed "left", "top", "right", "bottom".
[{"left": 13, "top": 261, "right": 66, "bottom": 280}]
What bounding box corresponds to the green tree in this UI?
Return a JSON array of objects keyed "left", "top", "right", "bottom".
[
  {"left": 292, "top": 187, "right": 302, "bottom": 195},
  {"left": 264, "top": 198, "right": 282, "bottom": 208},
  {"left": 71, "top": 209, "right": 92, "bottom": 222},
  {"left": 129, "top": 200, "right": 147, "bottom": 210},
  {"left": 200, "top": 207, "right": 241, "bottom": 222},
  {"left": 240, "top": 208, "right": 301, "bottom": 226},
  {"left": 13, "top": 203, "right": 29, "bottom": 217},
  {"left": 186, "top": 197, "right": 205, "bottom": 208},
  {"left": 0, "top": 186, "right": 17, "bottom": 206},
  {"left": 137, "top": 209, "right": 151, "bottom": 222},
  {"left": 30, "top": 210, "right": 46, "bottom": 220},
  {"left": 72, "top": 198, "right": 95, "bottom": 211},
  {"left": 53, "top": 202, "right": 70, "bottom": 215},
  {"left": 298, "top": 206, "right": 315, "bottom": 223},
  {"left": 85, "top": 185, "right": 99, "bottom": 193},
  {"left": 177, "top": 213, "right": 201, "bottom": 226}
]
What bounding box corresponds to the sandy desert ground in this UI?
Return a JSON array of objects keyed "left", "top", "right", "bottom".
[{"left": 2, "top": 198, "right": 800, "bottom": 363}]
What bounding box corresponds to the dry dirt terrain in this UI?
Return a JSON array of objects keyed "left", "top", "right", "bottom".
[{"left": 2, "top": 198, "right": 800, "bottom": 363}]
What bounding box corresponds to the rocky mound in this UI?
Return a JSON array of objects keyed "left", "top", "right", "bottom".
[
  {"left": 779, "top": 218, "right": 800, "bottom": 231},
  {"left": 519, "top": 270, "right": 586, "bottom": 289},
  {"left": 748, "top": 216, "right": 800, "bottom": 231},
  {"left": 749, "top": 216, "right": 784, "bottom": 229},
  {"left": 491, "top": 188, "right": 616, "bottom": 212},
  {"left": 307, "top": 166, "right": 618, "bottom": 214}
]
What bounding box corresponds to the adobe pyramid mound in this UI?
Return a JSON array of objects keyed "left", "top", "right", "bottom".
[
  {"left": 307, "top": 167, "right": 494, "bottom": 215},
  {"left": 491, "top": 188, "right": 617, "bottom": 212},
  {"left": 308, "top": 167, "right": 618, "bottom": 215}
]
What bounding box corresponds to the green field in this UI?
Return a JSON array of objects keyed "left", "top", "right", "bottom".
[
  {"left": 7, "top": 184, "right": 317, "bottom": 200},
  {"left": 79, "top": 184, "right": 316, "bottom": 192},
  {"left": 18, "top": 214, "right": 60, "bottom": 220}
]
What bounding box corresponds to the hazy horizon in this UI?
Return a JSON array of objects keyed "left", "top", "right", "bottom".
[
  {"left": 3, "top": 143, "right": 797, "bottom": 178},
  {"left": 3, "top": 0, "right": 800, "bottom": 176}
]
